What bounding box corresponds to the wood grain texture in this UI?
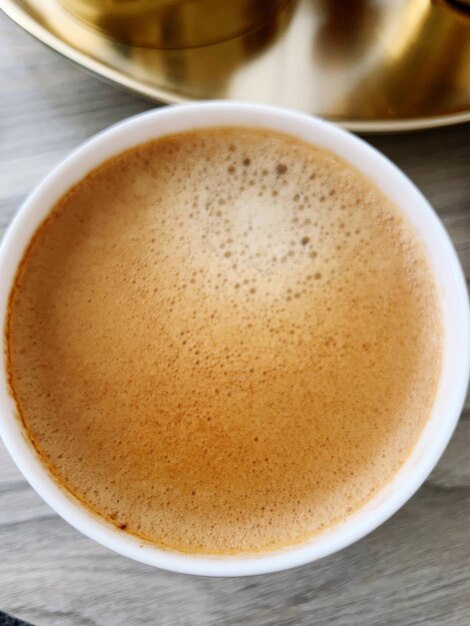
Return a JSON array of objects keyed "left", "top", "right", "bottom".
[{"left": 0, "top": 10, "right": 469, "bottom": 626}]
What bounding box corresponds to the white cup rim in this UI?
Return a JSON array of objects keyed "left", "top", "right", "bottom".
[{"left": 0, "top": 102, "right": 468, "bottom": 576}]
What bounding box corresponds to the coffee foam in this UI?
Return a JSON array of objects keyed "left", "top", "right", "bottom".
[{"left": 6, "top": 128, "right": 442, "bottom": 554}]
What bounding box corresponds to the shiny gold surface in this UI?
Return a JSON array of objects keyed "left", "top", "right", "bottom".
[
  {"left": 62, "top": 0, "right": 289, "bottom": 49},
  {"left": 2, "top": 0, "right": 470, "bottom": 131}
]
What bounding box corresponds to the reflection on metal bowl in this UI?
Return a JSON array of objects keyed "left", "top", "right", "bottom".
[{"left": 61, "top": 0, "right": 291, "bottom": 49}]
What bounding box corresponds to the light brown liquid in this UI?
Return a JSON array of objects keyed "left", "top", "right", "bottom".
[{"left": 6, "top": 128, "right": 442, "bottom": 554}]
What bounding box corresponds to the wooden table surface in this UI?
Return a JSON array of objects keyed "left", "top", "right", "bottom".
[{"left": 1, "top": 11, "right": 469, "bottom": 626}]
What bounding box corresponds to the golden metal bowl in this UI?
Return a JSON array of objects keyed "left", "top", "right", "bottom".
[{"left": 2, "top": 0, "right": 470, "bottom": 131}]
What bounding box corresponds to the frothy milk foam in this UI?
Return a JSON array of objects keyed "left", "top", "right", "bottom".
[{"left": 6, "top": 128, "right": 442, "bottom": 554}]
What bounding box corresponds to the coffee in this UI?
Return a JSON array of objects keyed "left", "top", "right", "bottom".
[{"left": 6, "top": 128, "right": 442, "bottom": 554}]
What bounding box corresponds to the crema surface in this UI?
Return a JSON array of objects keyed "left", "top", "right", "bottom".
[{"left": 6, "top": 128, "right": 442, "bottom": 554}]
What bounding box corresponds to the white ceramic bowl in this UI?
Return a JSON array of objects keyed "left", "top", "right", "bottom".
[{"left": 0, "top": 102, "right": 468, "bottom": 576}]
